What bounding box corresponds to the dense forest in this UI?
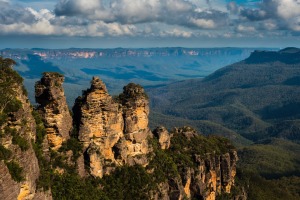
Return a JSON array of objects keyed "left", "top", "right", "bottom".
[{"left": 148, "top": 48, "right": 300, "bottom": 199}]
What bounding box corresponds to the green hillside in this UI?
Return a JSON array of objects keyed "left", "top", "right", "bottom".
[
  {"left": 148, "top": 48, "right": 300, "bottom": 140},
  {"left": 148, "top": 48, "right": 300, "bottom": 199}
]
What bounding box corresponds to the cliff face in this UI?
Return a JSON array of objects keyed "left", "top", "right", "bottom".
[
  {"left": 73, "top": 77, "right": 124, "bottom": 177},
  {"left": 0, "top": 79, "right": 51, "bottom": 199},
  {"left": 35, "top": 72, "right": 72, "bottom": 150},
  {"left": 152, "top": 127, "right": 238, "bottom": 200},
  {"left": 73, "top": 77, "right": 152, "bottom": 177},
  {"left": 1, "top": 65, "right": 239, "bottom": 200},
  {"left": 117, "top": 83, "right": 152, "bottom": 166}
]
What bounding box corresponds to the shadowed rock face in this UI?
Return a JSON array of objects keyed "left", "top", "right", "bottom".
[
  {"left": 35, "top": 72, "right": 72, "bottom": 150},
  {"left": 0, "top": 81, "right": 51, "bottom": 200},
  {"left": 73, "top": 78, "right": 152, "bottom": 177}
]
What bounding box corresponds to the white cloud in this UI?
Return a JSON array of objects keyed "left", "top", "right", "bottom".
[
  {"left": 161, "top": 29, "right": 193, "bottom": 38},
  {"left": 276, "top": 0, "right": 300, "bottom": 19},
  {"left": 54, "top": 0, "right": 227, "bottom": 29},
  {"left": 189, "top": 18, "right": 215, "bottom": 29},
  {"left": 236, "top": 25, "right": 256, "bottom": 33},
  {"left": 0, "top": 0, "right": 300, "bottom": 40}
]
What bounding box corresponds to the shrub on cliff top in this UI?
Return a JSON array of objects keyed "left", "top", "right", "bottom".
[{"left": 0, "top": 57, "right": 23, "bottom": 114}]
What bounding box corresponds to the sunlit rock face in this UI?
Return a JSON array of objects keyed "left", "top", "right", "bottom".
[
  {"left": 153, "top": 126, "right": 171, "bottom": 150},
  {"left": 35, "top": 72, "right": 72, "bottom": 150},
  {"left": 152, "top": 127, "right": 238, "bottom": 200},
  {"left": 118, "top": 83, "right": 152, "bottom": 166},
  {"left": 73, "top": 77, "right": 152, "bottom": 177}
]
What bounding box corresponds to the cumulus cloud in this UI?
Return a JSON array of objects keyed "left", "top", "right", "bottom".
[
  {"left": 225, "top": 0, "right": 300, "bottom": 36},
  {"left": 236, "top": 25, "right": 256, "bottom": 33},
  {"left": 55, "top": 0, "right": 110, "bottom": 18},
  {"left": 54, "top": 0, "right": 228, "bottom": 29},
  {"left": 238, "top": 0, "right": 300, "bottom": 28},
  {"left": 0, "top": 1, "right": 36, "bottom": 25},
  {"left": 240, "top": 8, "right": 268, "bottom": 21},
  {"left": 276, "top": 0, "right": 300, "bottom": 19},
  {"left": 160, "top": 28, "right": 193, "bottom": 38},
  {"left": 1, "top": 0, "right": 300, "bottom": 39}
]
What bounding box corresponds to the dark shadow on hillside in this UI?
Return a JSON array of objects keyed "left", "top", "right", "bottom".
[
  {"left": 260, "top": 102, "right": 300, "bottom": 120},
  {"left": 19, "top": 54, "right": 63, "bottom": 79}
]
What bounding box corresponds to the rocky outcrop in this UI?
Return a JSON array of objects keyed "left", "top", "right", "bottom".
[
  {"left": 35, "top": 72, "right": 72, "bottom": 150},
  {"left": 1, "top": 67, "right": 239, "bottom": 200},
  {"left": 73, "top": 77, "right": 124, "bottom": 177},
  {"left": 0, "top": 82, "right": 51, "bottom": 200},
  {"left": 189, "top": 150, "right": 238, "bottom": 200},
  {"left": 117, "top": 83, "right": 152, "bottom": 166},
  {"left": 73, "top": 78, "right": 153, "bottom": 177},
  {"left": 153, "top": 126, "right": 171, "bottom": 150},
  {"left": 153, "top": 127, "right": 238, "bottom": 200}
]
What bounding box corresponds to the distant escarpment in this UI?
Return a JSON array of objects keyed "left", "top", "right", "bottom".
[
  {"left": 1, "top": 59, "right": 240, "bottom": 200},
  {"left": 245, "top": 47, "right": 300, "bottom": 64}
]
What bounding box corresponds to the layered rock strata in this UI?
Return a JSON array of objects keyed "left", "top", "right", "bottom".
[
  {"left": 35, "top": 72, "right": 72, "bottom": 150},
  {"left": 73, "top": 77, "right": 152, "bottom": 177}
]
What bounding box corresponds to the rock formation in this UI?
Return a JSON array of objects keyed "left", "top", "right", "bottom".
[
  {"left": 0, "top": 79, "right": 51, "bottom": 199},
  {"left": 153, "top": 126, "right": 171, "bottom": 150},
  {"left": 117, "top": 83, "right": 152, "bottom": 166},
  {"left": 35, "top": 72, "right": 72, "bottom": 150},
  {"left": 73, "top": 78, "right": 152, "bottom": 177},
  {"left": 1, "top": 67, "right": 240, "bottom": 200},
  {"left": 73, "top": 77, "right": 124, "bottom": 177},
  {"left": 152, "top": 127, "right": 238, "bottom": 200}
]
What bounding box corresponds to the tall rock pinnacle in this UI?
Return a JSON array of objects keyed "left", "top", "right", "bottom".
[
  {"left": 117, "top": 83, "right": 152, "bottom": 166},
  {"left": 73, "top": 77, "right": 153, "bottom": 177},
  {"left": 73, "top": 77, "right": 124, "bottom": 177},
  {"left": 35, "top": 72, "right": 72, "bottom": 150}
]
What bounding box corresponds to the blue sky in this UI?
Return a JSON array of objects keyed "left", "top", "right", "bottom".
[{"left": 0, "top": 0, "right": 300, "bottom": 48}]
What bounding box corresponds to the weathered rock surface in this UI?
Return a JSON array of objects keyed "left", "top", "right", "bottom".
[
  {"left": 153, "top": 126, "right": 171, "bottom": 150},
  {"left": 73, "top": 78, "right": 153, "bottom": 177},
  {"left": 153, "top": 127, "right": 238, "bottom": 200},
  {"left": 73, "top": 77, "right": 124, "bottom": 177},
  {"left": 35, "top": 72, "right": 72, "bottom": 150},
  {"left": 0, "top": 83, "right": 51, "bottom": 200},
  {"left": 118, "top": 83, "right": 152, "bottom": 166},
  {"left": 0, "top": 61, "right": 242, "bottom": 200}
]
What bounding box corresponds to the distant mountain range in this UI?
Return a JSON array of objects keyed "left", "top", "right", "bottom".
[
  {"left": 0, "top": 47, "right": 275, "bottom": 105},
  {"left": 148, "top": 47, "right": 300, "bottom": 143}
]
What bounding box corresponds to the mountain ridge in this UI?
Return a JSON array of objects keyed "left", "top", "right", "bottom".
[{"left": 147, "top": 47, "right": 300, "bottom": 199}]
